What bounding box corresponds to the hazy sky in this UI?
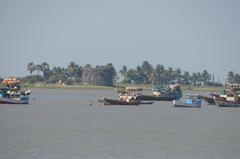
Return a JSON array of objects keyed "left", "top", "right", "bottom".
[{"left": 1, "top": 0, "right": 240, "bottom": 82}]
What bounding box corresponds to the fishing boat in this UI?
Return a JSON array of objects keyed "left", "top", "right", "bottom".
[
  {"left": 98, "top": 97, "right": 154, "bottom": 106},
  {"left": 214, "top": 97, "right": 240, "bottom": 107},
  {"left": 0, "top": 87, "right": 30, "bottom": 104},
  {"left": 214, "top": 83, "right": 240, "bottom": 107},
  {"left": 173, "top": 94, "right": 202, "bottom": 108},
  {"left": 98, "top": 98, "right": 141, "bottom": 106},
  {"left": 0, "top": 77, "right": 31, "bottom": 104}
]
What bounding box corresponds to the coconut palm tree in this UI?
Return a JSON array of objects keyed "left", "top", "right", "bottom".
[
  {"left": 174, "top": 68, "right": 182, "bottom": 82},
  {"left": 66, "top": 61, "right": 79, "bottom": 80},
  {"left": 141, "top": 61, "right": 154, "bottom": 84},
  {"left": 234, "top": 73, "right": 240, "bottom": 83},
  {"left": 35, "top": 64, "right": 42, "bottom": 76},
  {"left": 155, "top": 64, "right": 166, "bottom": 84},
  {"left": 227, "top": 71, "right": 234, "bottom": 83},
  {"left": 192, "top": 72, "right": 198, "bottom": 85},
  {"left": 182, "top": 71, "right": 190, "bottom": 85},
  {"left": 126, "top": 69, "right": 138, "bottom": 83},
  {"left": 136, "top": 66, "right": 145, "bottom": 83},
  {"left": 27, "top": 62, "right": 35, "bottom": 76},
  {"left": 201, "top": 70, "right": 211, "bottom": 85},
  {"left": 41, "top": 62, "right": 50, "bottom": 79},
  {"left": 166, "top": 67, "right": 173, "bottom": 83},
  {"left": 119, "top": 65, "right": 127, "bottom": 78}
]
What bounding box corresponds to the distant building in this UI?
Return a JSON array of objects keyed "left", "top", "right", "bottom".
[{"left": 82, "top": 67, "right": 105, "bottom": 86}]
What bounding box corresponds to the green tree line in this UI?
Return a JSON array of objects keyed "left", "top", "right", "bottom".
[
  {"left": 26, "top": 62, "right": 117, "bottom": 85},
  {"left": 23, "top": 61, "right": 240, "bottom": 86},
  {"left": 119, "top": 61, "right": 216, "bottom": 86},
  {"left": 227, "top": 71, "right": 240, "bottom": 84}
]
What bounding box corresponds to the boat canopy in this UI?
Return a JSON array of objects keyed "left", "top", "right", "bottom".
[{"left": 2, "top": 77, "right": 20, "bottom": 86}]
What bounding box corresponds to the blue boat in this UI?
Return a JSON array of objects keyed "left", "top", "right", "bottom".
[{"left": 173, "top": 94, "right": 202, "bottom": 108}]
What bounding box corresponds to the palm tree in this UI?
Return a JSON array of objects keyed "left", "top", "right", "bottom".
[
  {"left": 94, "top": 63, "right": 117, "bottom": 86},
  {"left": 41, "top": 62, "right": 50, "bottom": 79},
  {"left": 192, "top": 73, "right": 198, "bottom": 85},
  {"left": 27, "top": 62, "right": 35, "bottom": 76},
  {"left": 52, "top": 67, "right": 66, "bottom": 82},
  {"left": 234, "top": 73, "right": 240, "bottom": 83},
  {"left": 166, "top": 67, "right": 173, "bottom": 83},
  {"left": 182, "top": 71, "right": 190, "bottom": 85},
  {"left": 126, "top": 69, "right": 138, "bottom": 83},
  {"left": 174, "top": 68, "right": 182, "bottom": 82},
  {"left": 66, "top": 61, "right": 79, "bottom": 79},
  {"left": 197, "top": 72, "right": 202, "bottom": 85},
  {"left": 35, "top": 64, "right": 42, "bottom": 76},
  {"left": 227, "top": 71, "right": 234, "bottom": 83},
  {"left": 119, "top": 65, "right": 127, "bottom": 78},
  {"left": 136, "top": 66, "right": 145, "bottom": 83},
  {"left": 201, "top": 70, "right": 211, "bottom": 85},
  {"left": 155, "top": 64, "right": 165, "bottom": 84},
  {"left": 141, "top": 61, "right": 154, "bottom": 84}
]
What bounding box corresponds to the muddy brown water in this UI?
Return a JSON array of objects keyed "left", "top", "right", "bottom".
[{"left": 0, "top": 89, "right": 240, "bottom": 159}]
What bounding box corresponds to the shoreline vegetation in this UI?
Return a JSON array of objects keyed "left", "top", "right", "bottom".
[
  {"left": 1, "top": 60, "right": 238, "bottom": 94},
  {"left": 20, "top": 82, "right": 224, "bottom": 94},
  {"left": 23, "top": 61, "right": 240, "bottom": 88},
  {"left": 24, "top": 61, "right": 226, "bottom": 87}
]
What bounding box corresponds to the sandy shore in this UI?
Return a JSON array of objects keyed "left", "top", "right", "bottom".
[{"left": 20, "top": 83, "right": 224, "bottom": 94}]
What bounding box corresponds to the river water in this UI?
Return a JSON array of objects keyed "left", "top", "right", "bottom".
[{"left": 0, "top": 89, "right": 240, "bottom": 159}]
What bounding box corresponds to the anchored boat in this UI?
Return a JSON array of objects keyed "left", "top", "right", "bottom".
[
  {"left": 98, "top": 98, "right": 141, "bottom": 106},
  {"left": 0, "top": 87, "right": 30, "bottom": 104},
  {"left": 214, "top": 97, "right": 240, "bottom": 107},
  {"left": 173, "top": 94, "right": 202, "bottom": 108},
  {"left": 214, "top": 83, "right": 240, "bottom": 107},
  {"left": 0, "top": 77, "right": 31, "bottom": 104},
  {"left": 98, "top": 98, "right": 154, "bottom": 106}
]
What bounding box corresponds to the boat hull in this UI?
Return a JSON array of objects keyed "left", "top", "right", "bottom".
[
  {"left": 173, "top": 100, "right": 201, "bottom": 108},
  {"left": 214, "top": 98, "right": 240, "bottom": 107},
  {"left": 173, "top": 103, "right": 201, "bottom": 108},
  {"left": 0, "top": 97, "right": 29, "bottom": 104}
]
